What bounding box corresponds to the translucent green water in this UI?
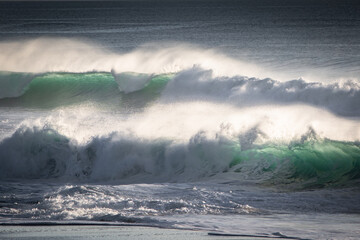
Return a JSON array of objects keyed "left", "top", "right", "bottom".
[
  {"left": 230, "top": 139, "right": 360, "bottom": 188},
  {"left": 0, "top": 72, "right": 173, "bottom": 109}
]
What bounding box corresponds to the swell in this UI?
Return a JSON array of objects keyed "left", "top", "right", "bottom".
[{"left": 0, "top": 126, "right": 359, "bottom": 189}]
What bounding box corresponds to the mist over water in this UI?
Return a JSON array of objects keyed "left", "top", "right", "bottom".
[
  {"left": 1, "top": 0, "right": 359, "bottom": 81},
  {"left": 0, "top": 38, "right": 271, "bottom": 80},
  {"left": 0, "top": 1, "right": 359, "bottom": 239}
]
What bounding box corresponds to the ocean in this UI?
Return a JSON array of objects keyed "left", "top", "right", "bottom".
[{"left": 0, "top": 0, "right": 359, "bottom": 239}]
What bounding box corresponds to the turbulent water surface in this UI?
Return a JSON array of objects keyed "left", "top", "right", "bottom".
[{"left": 0, "top": 1, "right": 359, "bottom": 239}]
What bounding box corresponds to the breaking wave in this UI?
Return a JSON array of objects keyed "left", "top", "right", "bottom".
[
  {"left": 0, "top": 68, "right": 359, "bottom": 116},
  {"left": 0, "top": 125, "right": 359, "bottom": 189}
]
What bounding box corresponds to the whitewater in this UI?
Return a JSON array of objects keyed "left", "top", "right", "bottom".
[{"left": 0, "top": 1, "right": 360, "bottom": 239}]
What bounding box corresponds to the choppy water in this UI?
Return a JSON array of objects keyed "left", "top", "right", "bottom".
[{"left": 0, "top": 1, "right": 359, "bottom": 239}]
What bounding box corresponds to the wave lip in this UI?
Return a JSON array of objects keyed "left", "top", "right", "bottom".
[{"left": 111, "top": 70, "right": 154, "bottom": 94}]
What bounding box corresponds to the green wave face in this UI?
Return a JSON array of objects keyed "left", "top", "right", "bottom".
[
  {"left": 0, "top": 72, "right": 173, "bottom": 109},
  {"left": 0, "top": 72, "right": 118, "bottom": 108},
  {"left": 230, "top": 140, "right": 360, "bottom": 189}
]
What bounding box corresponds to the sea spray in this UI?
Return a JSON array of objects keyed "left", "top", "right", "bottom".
[{"left": 1, "top": 1, "right": 360, "bottom": 238}]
